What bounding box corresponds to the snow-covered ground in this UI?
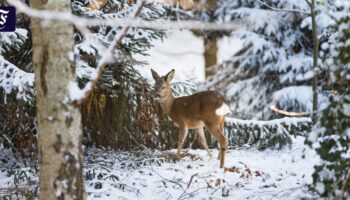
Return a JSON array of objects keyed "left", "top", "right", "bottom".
[
  {"left": 84, "top": 136, "right": 319, "bottom": 200},
  {"left": 0, "top": 136, "right": 319, "bottom": 199}
]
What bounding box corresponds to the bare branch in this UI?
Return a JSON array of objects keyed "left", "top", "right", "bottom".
[
  {"left": 76, "top": 0, "right": 146, "bottom": 102},
  {"left": 256, "top": 0, "right": 310, "bottom": 14},
  {"left": 269, "top": 104, "right": 310, "bottom": 117},
  {"left": 7, "top": 0, "right": 246, "bottom": 31},
  {"left": 305, "top": 0, "right": 312, "bottom": 7}
]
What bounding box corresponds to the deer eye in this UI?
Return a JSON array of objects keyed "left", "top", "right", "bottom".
[{"left": 161, "top": 86, "right": 165, "bottom": 89}]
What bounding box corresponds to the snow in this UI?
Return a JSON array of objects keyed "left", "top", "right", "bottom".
[
  {"left": 134, "top": 30, "right": 205, "bottom": 82},
  {"left": 82, "top": 136, "right": 318, "bottom": 199},
  {"left": 273, "top": 86, "right": 328, "bottom": 113},
  {"left": 0, "top": 57, "right": 34, "bottom": 101},
  {"left": 0, "top": 136, "right": 319, "bottom": 199},
  {"left": 68, "top": 81, "right": 91, "bottom": 101},
  {"left": 226, "top": 117, "right": 311, "bottom": 129},
  {"left": 134, "top": 29, "right": 242, "bottom": 83},
  {"left": 0, "top": 28, "right": 28, "bottom": 53}
]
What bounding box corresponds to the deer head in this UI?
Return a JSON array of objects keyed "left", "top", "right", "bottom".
[{"left": 151, "top": 69, "right": 175, "bottom": 99}]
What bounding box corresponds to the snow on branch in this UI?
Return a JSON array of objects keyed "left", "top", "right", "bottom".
[
  {"left": 0, "top": 28, "right": 28, "bottom": 53},
  {"left": 0, "top": 57, "right": 34, "bottom": 102},
  {"left": 69, "top": 0, "right": 146, "bottom": 102},
  {"left": 256, "top": 0, "right": 310, "bottom": 14},
  {"left": 272, "top": 86, "right": 328, "bottom": 113},
  {"left": 224, "top": 117, "right": 312, "bottom": 149},
  {"left": 7, "top": 0, "right": 246, "bottom": 31}
]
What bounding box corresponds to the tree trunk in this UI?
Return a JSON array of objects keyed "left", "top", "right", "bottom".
[
  {"left": 310, "top": 0, "right": 318, "bottom": 124},
  {"left": 30, "top": 0, "right": 85, "bottom": 199},
  {"left": 204, "top": 33, "right": 217, "bottom": 78}
]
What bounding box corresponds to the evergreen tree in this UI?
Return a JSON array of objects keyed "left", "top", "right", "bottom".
[
  {"left": 307, "top": 13, "right": 350, "bottom": 198},
  {"left": 71, "top": 0, "right": 170, "bottom": 148},
  {"left": 0, "top": 6, "right": 35, "bottom": 153},
  {"left": 163, "top": 1, "right": 315, "bottom": 148},
  {"left": 204, "top": 0, "right": 337, "bottom": 120},
  {"left": 0, "top": 0, "right": 169, "bottom": 150}
]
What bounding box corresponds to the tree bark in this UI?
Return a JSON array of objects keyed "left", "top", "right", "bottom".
[
  {"left": 204, "top": 33, "right": 217, "bottom": 78},
  {"left": 30, "top": 0, "right": 85, "bottom": 199},
  {"left": 310, "top": 0, "right": 318, "bottom": 124}
]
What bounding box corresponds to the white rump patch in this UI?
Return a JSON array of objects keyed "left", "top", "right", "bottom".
[{"left": 215, "top": 104, "right": 231, "bottom": 116}]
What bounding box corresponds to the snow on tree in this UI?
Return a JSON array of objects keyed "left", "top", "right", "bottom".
[
  {"left": 203, "top": 0, "right": 342, "bottom": 121},
  {"left": 0, "top": 0, "right": 325, "bottom": 152},
  {"left": 225, "top": 116, "right": 311, "bottom": 149},
  {"left": 307, "top": 9, "right": 350, "bottom": 198},
  {"left": 0, "top": 0, "right": 206, "bottom": 152},
  {"left": 0, "top": 12, "right": 36, "bottom": 154},
  {"left": 71, "top": 0, "right": 173, "bottom": 149},
  {"left": 161, "top": 0, "right": 315, "bottom": 148},
  {"left": 0, "top": 56, "right": 34, "bottom": 102},
  {"left": 0, "top": 29, "right": 34, "bottom": 101}
]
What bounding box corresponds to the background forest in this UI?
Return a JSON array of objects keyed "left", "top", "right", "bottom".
[{"left": 0, "top": 0, "right": 349, "bottom": 199}]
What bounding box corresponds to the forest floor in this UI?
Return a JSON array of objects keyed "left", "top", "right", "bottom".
[
  {"left": 0, "top": 136, "right": 319, "bottom": 200},
  {"left": 83, "top": 136, "right": 319, "bottom": 200}
]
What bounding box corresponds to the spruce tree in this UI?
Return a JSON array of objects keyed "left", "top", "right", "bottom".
[
  {"left": 205, "top": 0, "right": 335, "bottom": 120},
  {"left": 307, "top": 14, "right": 350, "bottom": 198}
]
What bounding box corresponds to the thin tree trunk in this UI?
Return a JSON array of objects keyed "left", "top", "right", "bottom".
[
  {"left": 310, "top": 0, "right": 318, "bottom": 123},
  {"left": 30, "top": 0, "right": 85, "bottom": 199},
  {"left": 204, "top": 33, "right": 217, "bottom": 78}
]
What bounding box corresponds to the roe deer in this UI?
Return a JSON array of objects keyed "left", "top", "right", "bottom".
[{"left": 151, "top": 69, "right": 230, "bottom": 168}]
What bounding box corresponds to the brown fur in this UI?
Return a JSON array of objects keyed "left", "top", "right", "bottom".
[
  {"left": 151, "top": 69, "right": 229, "bottom": 168},
  {"left": 170, "top": 91, "right": 226, "bottom": 127}
]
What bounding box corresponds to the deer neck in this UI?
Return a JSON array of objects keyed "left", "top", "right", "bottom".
[{"left": 158, "top": 92, "right": 174, "bottom": 115}]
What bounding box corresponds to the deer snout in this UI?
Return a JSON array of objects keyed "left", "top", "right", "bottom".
[{"left": 152, "top": 91, "right": 161, "bottom": 99}]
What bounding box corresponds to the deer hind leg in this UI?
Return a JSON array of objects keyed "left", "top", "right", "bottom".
[
  {"left": 195, "top": 127, "right": 212, "bottom": 157},
  {"left": 217, "top": 119, "right": 226, "bottom": 160},
  {"left": 176, "top": 127, "right": 188, "bottom": 159},
  {"left": 205, "top": 122, "right": 228, "bottom": 168}
]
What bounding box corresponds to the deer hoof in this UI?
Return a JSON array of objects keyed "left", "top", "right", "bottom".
[{"left": 208, "top": 152, "right": 213, "bottom": 157}]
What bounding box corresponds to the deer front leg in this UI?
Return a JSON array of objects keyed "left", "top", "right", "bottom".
[
  {"left": 195, "top": 127, "right": 212, "bottom": 157},
  {"left": 217, "top": 144, "right": 221, "bottom": 160},
  {"left": 176, "top": 127, "right": 188, "bottom": 159}
]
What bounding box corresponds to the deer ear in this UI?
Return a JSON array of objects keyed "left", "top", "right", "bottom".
[
  {"left": 151, "top": 69, "right": 161, "bottom": 81},
  {"left": 165, "top": 69, "right": 175, "bottom": 82}
]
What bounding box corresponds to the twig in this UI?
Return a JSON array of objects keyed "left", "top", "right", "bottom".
[
  {"left": 256, "top": 0, "right": 310, "bottom": 14},
  {"left": 239, "top": 161, "right": 248, "bottom": 168},
  {"left": 177, "top": 186, "right": 208, "bottom": 200},
  {"left": 176, "top": 173, "right": 199, "bottom": 200},
  {"left": 340, "top": 168, "right": 350, "bottom": 200},
  {"left": 151, "top": 167, "right": 185, "bottom": 190},
  {"left": 75, "top": 0, "right": 146, "bottom": 103},
  {"left": 0, "top": 133, "right": 16, "bottom": 151},
  {"left": 187, "top": 173, "right": 198, "bottom": 188}
]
